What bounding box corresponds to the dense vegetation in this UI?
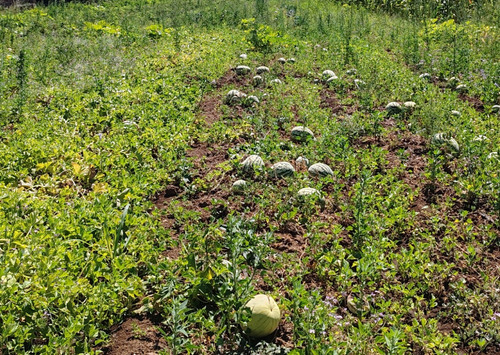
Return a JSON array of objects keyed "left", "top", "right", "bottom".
[{"left": 0, "top": 0, "right": 499, "bottom": 353}]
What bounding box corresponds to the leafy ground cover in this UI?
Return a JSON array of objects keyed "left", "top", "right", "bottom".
[{"left": 0, "top": 0, "right": 499, "bottom": 354}]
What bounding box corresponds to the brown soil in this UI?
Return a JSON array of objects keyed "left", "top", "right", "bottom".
[
  {"left": 320, "top": 87, "right": 358, "bottom": 115},
  {"left": 458, "top": 93, "right": 485, "bottom": 112},
  {"left": 103, "top": 317, "right": 168, "bottom": 355}
]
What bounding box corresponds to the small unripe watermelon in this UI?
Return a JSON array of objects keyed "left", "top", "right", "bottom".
[
  {"left": 271, "top": 162, "right": 295, "bottom": 178},
  {"left": 246, "top": 95, "right": 260, "bottom": 105},
  {"left": 491, "top": 105, "right": 500, "bottom": 113},
  {"left": 242, "top": 294, "right": 280, "bottom": 338},
  {"left": 308, "top": 163, "right": 333, "bottom": 177},
  {"left": 432, "top": 133, "right": 460, "bottom": 153},
  {"left": 488, "top": 152, "right": 498, "bottom": 159},
  {"left": 354, "top": 79, "right": 366, "bottom": 89},
  {"left": 326, "top": 75, "right": 339, "bottom": 84},
  {"left": 448, "top": 138, "right": 460, "bottom": 152},
  {"left": 295, "top": 156, "right": 310, "bottom": 168},
  {"left": 419, "top": 73, "right": 431, "bottom": 81},
  {"left": 447, "top": 77, "right": 460, "bottom": 87},
  {"left": 253, "top": 75, "right": 263, "bottom": 86},
  {"left": 225, "top": 89, "right": 246, "bottom": 105},
  {"left": 322, "top": 70, "right": 336, "bottom": 79},
  {"left": 431, "top": 132, "right": 448, "bottom": 145},
  {"left": 235, "top": 65, "right": 251, "bottom": 75},
  {"left": 455, "top": 84, "right": 467, "bottom": 93},
  {"left": 297, "top": 187, "right": 324, "bottom": 205},
  {"left": 256, "top": 66, "right": 270, "bottom": 74},
  {"left": 277, "top": 57, "right": 287, "bottom": 64},
  {"left": 386, "top": 102, "right": 402, "bottom": 115},
  {"left": 232, "top": 179, "right": 247, "bottom": 193},
  {"left": 270, "top": 78, "right": 282, "bottom": 85},
  {"left": 403, "top": 101, "right": 416, "bottom": 109},
  {"left": 291, "top": 126, "right": 315, "bottom": 142}
]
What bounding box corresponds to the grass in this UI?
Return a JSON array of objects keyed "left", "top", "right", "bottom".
[{"left": 0, "top": 0, "right": 499, "bottom": 353}]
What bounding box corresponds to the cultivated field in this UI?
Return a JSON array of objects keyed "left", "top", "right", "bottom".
[{"left": 0, "top": 0, "right": 499, "bottom": 353}]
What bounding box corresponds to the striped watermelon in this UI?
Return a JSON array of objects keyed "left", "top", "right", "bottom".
[
  {"left": 232, "top": 179, "right": 247, "bottom": 193},
  {"left": 291, "top": 126, "right": 315, "bottom": 142},
  {"left": 271, "top": 162, "right": 295, "bottom": 178},
  {"left": 256, "top": 66, "right": 270, "bottom": 74},
  {"left": 242, "top": 155, "right": 264, "bottom": 173},
  {"left": 385, "top": 102, "right": 402, "bottom": 115},
  {"left": 308, "top": 163, "right": 333, "bottom": 177},
  {"left": 297, "top": 187, "right": 324, "bottom": 205}
]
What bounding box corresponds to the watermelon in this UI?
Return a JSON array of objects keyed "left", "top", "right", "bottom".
[
  {"left": 473, "top": 135, "right": 488, "bottom": 142},
  {"left": 232, "top": 179, "right": 247, "bottom": 193},
  {"left": 432, "top": 133, "right": 460, "bottom": 153},
  {"left": 253, "top": 75, "right": 263, "bottom": 86},
  {"left": 322, "top": 70, "right": 336, "bottom": 80},
  {"left": 246, "top": 96, "right": 260, "bottom": 105},
  {"left": 326, "top": 75, "right": 338, "bottom": 84},
  {"left": 235, "top": 65, "right": 251, "bottom": 75},
  {"left": 291, "top": 126, "right": 315, "bottom": 142},
  {"left": 447, "top": 77, "right": 460, "bottom": 88},
  {"left": 297, "top": 187, "right": 324, "bottom": 204},
  {"left": 295, "top": 156, "right": 310, "bottom": 168},
  {"left": 242, "top": 155, "right": 265, "bottom": 172},
  {"left": 385, "top": 102, "right": 402, "bottom": 115},
  {"left": 308, "top": 163, "right": 333, "bottom": 177},
  {"left": 256, "top": 66, "right": 270, "bottom": 74},
  {"left": 403, "top": 101, "right": 416, "bottom": 109},
  {"left": 354, "top": 79, "right": 366, "bottom": 89},
  {"left": 419, "top": 73, "right": 431, "bottom": 81},
  {"left": 242, "top": 294, "right": 280, "bottom": 338},
  {"left": 225, "top": 89, "right": 246, "bottom": 105},
  {"left": 271, "top": 162, "right": 295, "bottom": 178}
]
